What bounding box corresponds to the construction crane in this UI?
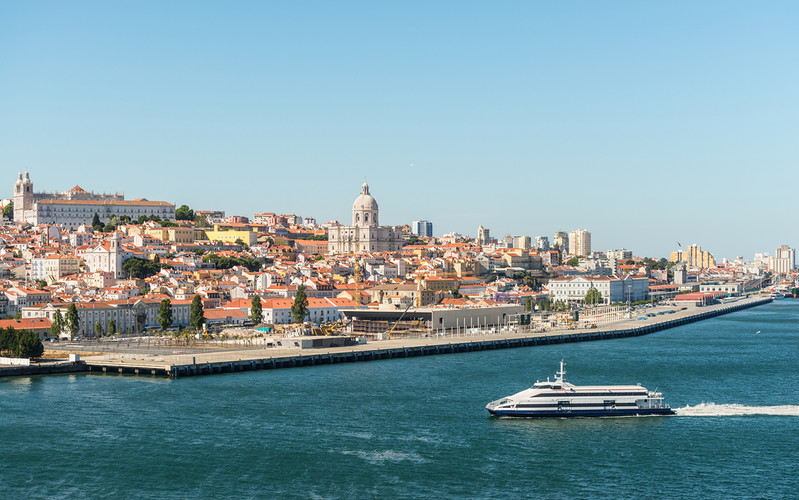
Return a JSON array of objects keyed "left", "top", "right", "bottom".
[
  {"left": 386, "top": 300, "right": 415, "bottom": 337},
  {"left": 353, "top": 257, "right": 362, "bottom": 308}
]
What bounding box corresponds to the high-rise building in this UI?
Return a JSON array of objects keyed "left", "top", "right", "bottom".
[
  {"left": 553, "top": 231, "right": 568, "bottom": 254},
  {"left": 411, "top": 220, "right": 433, "bottom": 238},
  {"left": 670, "top": 244, "right": 716, "bottom": 269},
  {"left": 478, "top": 226, "right": 490, "bottom": 245},
  {"left": 607, "top": 249, "right": 633, "bottom": 260},
  {"left": 512, "top": 235, "right": 531, "bottom": 250},
  {"left": 568, "top": 229, "right": 591, "bottom": 257},
  {"left": 535, "top": 236, "right": 550, "bottom": 251},
  {"left": 769, "top": 245, "right": 795, "bottom": 274}
]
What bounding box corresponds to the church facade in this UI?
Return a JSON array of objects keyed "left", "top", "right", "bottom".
[
  {"left": 13, "top": 171, "right": 175, "bottom": 228},
  {"left": 327, "top": 182, "right": 404, "bottom": 254}
]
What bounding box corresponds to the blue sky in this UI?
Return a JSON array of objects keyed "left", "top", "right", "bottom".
[{"left": 2, "top": 1, "right": 797, "bottom": 260}]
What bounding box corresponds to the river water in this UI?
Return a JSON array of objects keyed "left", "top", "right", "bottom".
[{"left": 2, "top": 300, "right": 798, "bottom": 499}]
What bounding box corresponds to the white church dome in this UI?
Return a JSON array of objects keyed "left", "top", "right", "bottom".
[{"left": 352, "top": 181, "right": 378, "bottom": 211}]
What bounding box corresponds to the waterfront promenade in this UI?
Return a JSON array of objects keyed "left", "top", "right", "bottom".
[{"left": 72, "top": 296, "right": 770, "bottom": 377}]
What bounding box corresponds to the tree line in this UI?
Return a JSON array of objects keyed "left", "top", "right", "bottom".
[
  {"left": 91, "top": 213, "right": 177, "bottom": 233},
  {"left": 0, "top": 327, "right": 44, "bottom": 359},
  {"left": 122, "top": 257, "right": 171, "bottom": 279},
  {"left": 202, "top": 253, "right": 261, "bottom": 272}
]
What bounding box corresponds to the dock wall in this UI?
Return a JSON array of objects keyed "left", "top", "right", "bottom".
[
  {"left": 84, "top": 297, "right": 771, "bottom": 378},
  {"left": 0, "top": 362, "right": 87, "bottom": 378},
  {"left": 2, "top": 297, "right": 770, "bottom": 379}
]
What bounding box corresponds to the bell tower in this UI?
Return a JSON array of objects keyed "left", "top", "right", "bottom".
[{"left": 13, "top": 171, "right": 34, "bottom": 223}]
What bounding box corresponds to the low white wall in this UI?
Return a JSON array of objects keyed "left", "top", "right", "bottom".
[{"left": 0, "top": 357, "right": 31, "bottom": 366}]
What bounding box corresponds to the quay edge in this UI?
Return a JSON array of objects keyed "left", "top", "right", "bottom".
[
  {"left": 81, "top": 296, "right": 773, "bottom": 378},
  {"left": 1, "top": 297, "right": 772, "bottom": 379}
]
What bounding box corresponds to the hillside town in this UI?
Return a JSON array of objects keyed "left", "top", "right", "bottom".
[{"left": 0, "top": 172, "right": 795, "bottom": 342}]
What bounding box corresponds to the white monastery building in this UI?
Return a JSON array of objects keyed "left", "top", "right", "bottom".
[{"left": 13, "top": 171, "right": 175, "bottom": 228}]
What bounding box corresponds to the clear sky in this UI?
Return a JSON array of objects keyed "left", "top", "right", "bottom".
[{"left": 2, "top": 1, "right": 797, "bottom": 260}]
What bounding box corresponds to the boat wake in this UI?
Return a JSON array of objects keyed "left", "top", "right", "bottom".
[{"left": 675, "top": 403, "right": 799, "bottom": 417}]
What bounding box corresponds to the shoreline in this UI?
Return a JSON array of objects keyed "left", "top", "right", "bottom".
[{"left": 1, "top": 296, "right": 772, "bottom": 379}]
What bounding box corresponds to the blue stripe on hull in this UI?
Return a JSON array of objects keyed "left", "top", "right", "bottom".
[{"left": 488, "top": 408, "right": 675, "bottom": 418}]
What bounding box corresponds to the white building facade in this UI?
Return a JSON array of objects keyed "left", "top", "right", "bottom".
[
  {"left": 13, "top": 171, "right": 175, "bottom": 228},
  {"left": 328, "top": 182, "right": 404, "bottom": 254},
  {"left": 30, "top": 255, "right": 82, "bottom": 283},
  {"left": 549, "top": 275, "right": 649, "bottom": 304},
  {"left": 81, "top": 233, "right": 139, "bottom": 278},
  {"left": 23, "top": 299, "right": 192, "bottom": 337}
]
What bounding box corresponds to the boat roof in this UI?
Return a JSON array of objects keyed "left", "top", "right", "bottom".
[{"left": 523, "top": 360, "right": 649, "bottom": 392}]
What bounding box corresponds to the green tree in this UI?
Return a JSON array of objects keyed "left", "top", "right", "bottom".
[
  {"left": 0, "top": 327, "right": 16, "bottom": 354},
  {"left": 92, "top": 213, "right": 103, "bottom": 231},
  {"left": 2, "top": 201, "right": 13, "bottom": 219},
  {"left": 157, "top": 299, "right": 173, "bottom": 332},
  {"left": 65, "top": 303, "right": 80, "bottom": 339},
  {"left": 189, "top": 295, "right": 205, "bottom": 330},
  {"left": 194, "top": 214, "right": 210, "bottom": 227},
  {"left": 524, "top": 297, "right": 532, "bottom": 312},
  {"left": 94, "top": 321, "right": 103, "bottom": 338},
  {"left": 585, "top": 287, "right": 603, "bottom": 306},
  {"left": 123, "top": 257, "right": 167, "bottom": 279},
  {"left": 50, "top": 309, "right": 64, "bottom": 338},
  {"left": 450, "top": 288, "right": 463, "bottom": 299},
  {"left": 107, "top": 319, "right": 117, "bottom": 336},
  {"left": 175, "top": 204, "right": 195, "bottom": 221},
  {"left": 250, "top": 296, "right": 263, "bottom": 325},
  {"left": 202, "top": 253, "right": 261, "bottom": 272},
  {"left": 291, "top": 285, "right": 309, "bottom": 323},
  {"left": 566, "top": 256, "right": 579, "bottom": 267},
  {"left": 14, "top": 330, "right": 44, "bottom": 359}
]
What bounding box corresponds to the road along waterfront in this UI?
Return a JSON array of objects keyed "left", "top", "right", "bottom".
[{"left": 73, "top": 296, "right": 771, "bottom": 377}]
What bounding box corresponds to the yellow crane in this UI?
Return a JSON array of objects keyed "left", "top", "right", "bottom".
[{"left": 353, "top": 257, "right": 362, "bottom": 308}]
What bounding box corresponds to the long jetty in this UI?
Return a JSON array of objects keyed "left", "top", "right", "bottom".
[{"left": 73, "top": 296, "right": 771, "bottom": 378}]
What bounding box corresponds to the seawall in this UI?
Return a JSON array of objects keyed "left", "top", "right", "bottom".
[{"left": 80, "top": 296, "right": 772, "bottom": 378}]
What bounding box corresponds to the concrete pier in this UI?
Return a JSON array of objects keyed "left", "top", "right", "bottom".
[
  {"left": 76, "top": 296, "right": 771, "bottom": 378},
  {"left": 0, "top": 361, "right": 88, "bottom": 378}
]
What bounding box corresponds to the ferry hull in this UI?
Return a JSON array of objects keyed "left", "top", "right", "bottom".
[{"left": 488, "top": 408, "right": 675, "bottom": 418}]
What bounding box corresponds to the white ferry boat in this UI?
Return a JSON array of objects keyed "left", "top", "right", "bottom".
[{"left": 486, "top": 360, "right": 675, "bottom": 418}]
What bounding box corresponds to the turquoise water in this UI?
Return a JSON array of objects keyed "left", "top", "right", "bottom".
[{"left": 2, "top": 301, "right": 798, "bottom": 499}]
